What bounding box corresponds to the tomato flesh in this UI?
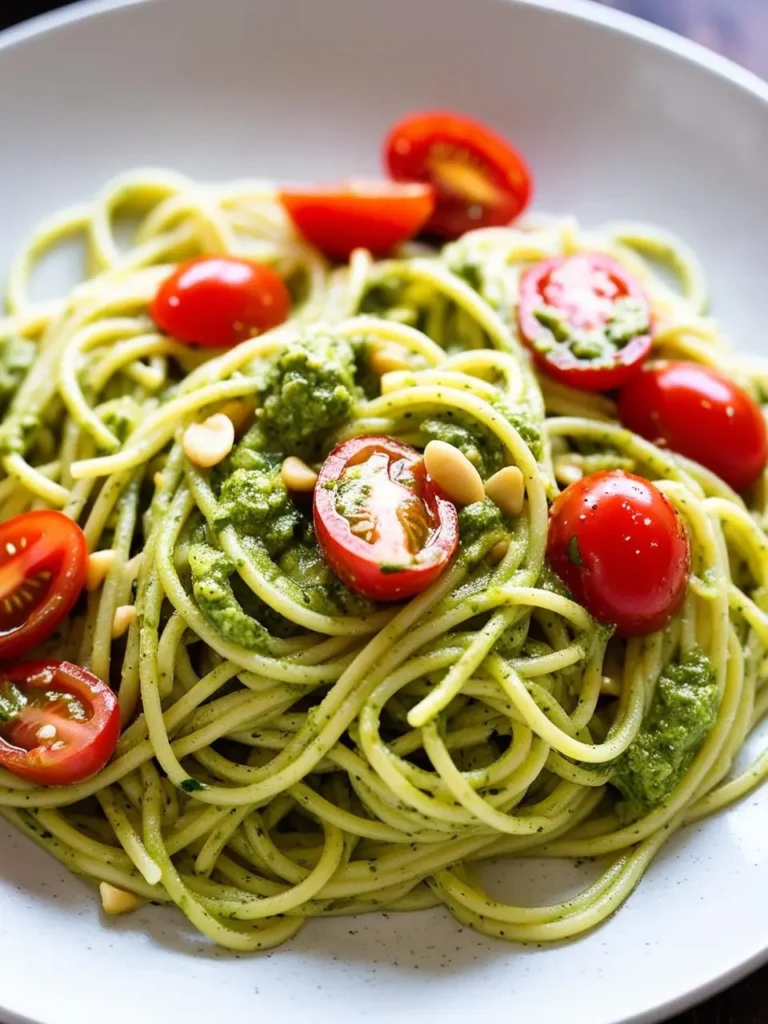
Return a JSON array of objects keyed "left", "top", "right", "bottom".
[
  {"left": 618, "top": 361, "right": 767, "bottom": 492},
  {"left": 314, "top": 436, "right": 458, "bottom": 601},
  {"left": 0, "top": 660, "right": 120, "bottom": 786},
  {"left": 518, "top": 253, "right": 653, "bottom": 391},
  {"left": 0, "top": 511, "right": 87, "bottom": 660},
  {"left": 280, "top": 180, "right": 435, "bottom": 259},
  {"left": 150, "top": 256, "right": 291, "bottom": 347},
  {"left": 384, "top": 110, "right": 532, "bottom": 239},
  {"left": 547, "top": 470, "right": 690, "bottom": 637}
]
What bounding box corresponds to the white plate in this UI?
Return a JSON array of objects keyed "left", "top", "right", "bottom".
[{"left": 1, "top": 2, "right": 768, "bottom": 1023}]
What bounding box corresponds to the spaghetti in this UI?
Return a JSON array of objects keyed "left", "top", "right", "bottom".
[{"left": 0, "top": 168, "right": 767, "bottom": 952}]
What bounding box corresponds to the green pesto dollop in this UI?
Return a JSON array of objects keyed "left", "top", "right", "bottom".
[
  {"left": 0, "top": 410, "right": 39, "bottom": 458},
  {"left": 533, "top": 296, "right": 649, "bottom": 362},
  {"left": 494, "top": 396, "right": 542, "bottom": 462},
  {"left": 278, "top": 532, "right": 374, "bottom": 617},
  {"left": 256, "top": 334, "right": 358, "bottom": 456},
  {"left": 0, "top": 682, "right": 26, "bottom": 724},
  {"left": 188, "top": 543, "right": 272, "bottom": 652},
  {"left": 215, "top": 465, "right": 300, "bottom": 559},
  {"left": 420, "top": 418, "right": 499, "bottom": 477},
  {"left": 419, "top": 398, "right": 541, "bottom": 475},
  {"left": 458, "top": 498, "right": 504, "bottom": 547},
  {"left": 0, "top": 336, "right": 40, "bottom": 457},
  {"left": 0, "top": 335, "right": 35, "bottom": 415},
  {"left": 610, "top": 650, "right": 719, "bottom": 823},
  {"left": 224, "top": 430, "right": 282, "bottom": 474}
]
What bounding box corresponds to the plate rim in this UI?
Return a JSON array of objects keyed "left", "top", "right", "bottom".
[
  {"left": 2, "top": 0, "right": 767, "bottom": 103},
  {"left": 0, "top": 2, "right": 767, "bottom": 1023}
]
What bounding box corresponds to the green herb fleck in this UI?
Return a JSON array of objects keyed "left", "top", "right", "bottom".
[
  {"left": 180, "top": 778, "right": 205, "bottom": 793},
  {"left": 568, "top": 536, "right": 584, "bottom": 567}
]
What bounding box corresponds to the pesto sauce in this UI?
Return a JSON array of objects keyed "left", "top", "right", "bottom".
[
  {"left": 255, "top": 333, "right": 359, "bottom": 457},
  {"left": 334, "top": 463, "right": 375, "bottom": 520},
  {"left": 457, "top": 499, "right": 504, "bottom": 547},
  {"left": 419, "top": 397, "right": 541, "bottom": 477},
  {"left": 0, "top": 682, "right": 27, "bottom": 724},
  {"left": 495, "top": 396, "right": 543, "bottom": 461},
  {"left": 0, "top": 410, "right": 40, "bottom": 457},
  {"left": 0, "top": 335, "right": 35, "bottom": 416},
  {"left": 609, "top": 650, "right": 719, "bottom": 823},
  {"left": 188, "top": 543, "right": 273, "bottom": 653},
  {"left": 420, "top": 417, "right": 502, "bottom": 478},
  {"left": 277, "top": 531, "right": 375, "bottom": 617},
  {"left": 215, "top": 465, "right": 300, "bottom": 559},
  {"left": 532, "top": 296, "right": 650, "bottom": 365},
  {"left": 101, "top": 398, "right": 141, "bottom": 444}
]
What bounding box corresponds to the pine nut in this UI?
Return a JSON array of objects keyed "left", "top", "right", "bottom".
[
  {"left": 182, "top": 414, "right": 235, "bottom": 468},
  {"left": 217, "top": 399, "right": 256, "bottom": 434},
  {"left": 489, "top": 541, "right": 509, "bottom": 564},
  {"left": 369, "top": 343, "right": 411, "bottom": 376},
  {"left": 281, "top": 456, "right": 318, "bottom": 493},
  {"left": 112, "top": 605, "right": 137, "bottom": 639},
  {"left": 485, "top": 466, "right": 525, "bottom": 517},
  {"left": 85, "top": 550, "right": 117, "bottom": 592},
  {"left": 600, "top": 675, "right": 622, "bottom": 697},
  {"left": 99, "top": 883, "right": 145, "bottom": 916},
  {"left": 423, "top": 440, "right": 485, "bottom": 506}
]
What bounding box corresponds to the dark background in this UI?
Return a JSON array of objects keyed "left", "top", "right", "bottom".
[{"left": 1, "top": 2, "right": 767, "bottom": 1023}]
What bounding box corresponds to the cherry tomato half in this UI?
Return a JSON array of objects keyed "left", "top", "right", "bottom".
[
  {"left": 280, "top": 180, "right": 435, "bottom": 260},
  {"left": 0, "top": 511, "right": 87, "bottom": 660},
  {"left": 150, "top": 256, "right": 291, "bottom": 347},
  {"left": 618, "top": 361, "right": 768, "bottom": 493},
  {"left": 547, "top": 470, "right": 690, "bottom": 637},
  {"left": 518, "top": 253, "right": 653, "bottom": 392},
  {"left": 384, "top": 110, "right": 532, "bottom": 239},
  {"left": 314, "top": 436, "right": 459, "bottom": 601},
  {"left": 0, "top": 660, "right": 120, "bottom": 786}
]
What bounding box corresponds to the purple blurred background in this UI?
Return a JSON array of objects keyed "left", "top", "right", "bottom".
[{"left": 603, "top": 0, "right": 768, "bottom": 75}]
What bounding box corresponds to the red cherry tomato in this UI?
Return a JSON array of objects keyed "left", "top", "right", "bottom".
[
  {"left": 547, "top": 470, "right": 690, "bottom": 637},
  {"left": 314, "top": 436, "right": 458, "bottom": 601},
  {"left": 618, "top": 361, "right": 767, "bottom": 493},
  {"left": 0, "top": 511, "right": 87, "bottom": 660},
  {"left": 384, "top": 110, "right": 532, "bottom": 239},
  {"left": 518, "top": 253, "right": 653, "bottom": 392},
  {"left": 150, "top": 256, "right": 291, "bottom": 347},
  {"left": 279, "top": 180, "right": 435, "bottom": 260},
  {"left": 0, "top": 660, "right": 120, "bottom": 786}
]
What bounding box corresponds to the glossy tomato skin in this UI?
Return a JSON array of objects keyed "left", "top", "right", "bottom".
[
  {"left": 0, "top": 511, "right": 87, "bottom": 660},
  {"left": 547, "top": 471, "right": 690, "bottom": 637},
  {"left": 384, "top": 110, "right": 532, "bottom": 239},
  {"left": 618, "top": 361, "right": 768, "bottom": 493},
  {"left": 280, "top": 181, "right": 435, "bottom": 259},
  {"left": 150, "top": 256, "right": 291, "bottom": 347},
  {"left": 0, "top": 660, "right": 120, "bottom": 786},
  {"left": 314, "top": 436, "right": 458, "bottom": 602},
  {"left": 518, "top": 254, "right": 653, "bottom": 392}
]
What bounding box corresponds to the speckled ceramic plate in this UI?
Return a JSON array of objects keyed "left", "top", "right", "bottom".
[{"left": 1, "top": 1, "right": 768, "bottom": 1022}]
